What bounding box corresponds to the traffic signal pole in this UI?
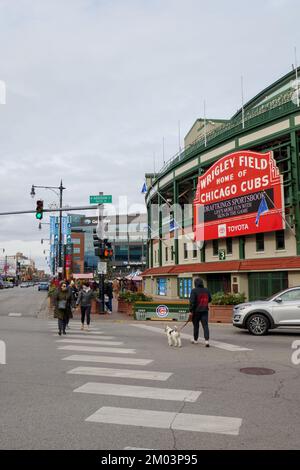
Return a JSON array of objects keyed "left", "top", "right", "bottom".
[
  {"left": 97, "top": 195, "right": 105, "bottom": 313},
  {"left": 58, "top": 180, "right": 65, "bottom": 280}
]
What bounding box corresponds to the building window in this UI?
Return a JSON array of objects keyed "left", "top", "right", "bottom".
[
  {"left": 184, "top": 243, "right": 188, "bottom": 259},
  {"left": 256, "top": 233, "right": 264, "bottom": 252},
  {"left": 165, "top": 247, "right": 168, "bottom": 262},
  {"left": 154, "top": 251, "right": 157, "bottom": 264},
  {"left": 226, "top": 238, "right": 232, "bottom": 255},
  {"left": 156, "top": 278, "right": 167, "bottom": 296},
  {"left": 248, "top": 271, "right": 288, "bottom": 301},
  {"left": 171, "top": 246, "right": 174, "bottom": 261},
  {"left": 178, "top": 278, "right": 193, "bottom": 298},
  {"left": 193, "top": 243, "right": 198, "bottom": 258},
  {"left": 73, "top": 247, "right": 81, "bottom": 254},
  {"left": 275, "top": 230, "right": 285, "bottom": 250},
  {"left": 72, "top": 238, "right": 81, "bottom": 245},
  {"left": 213, "top": 239, "right": 219, "bottom": 256}
]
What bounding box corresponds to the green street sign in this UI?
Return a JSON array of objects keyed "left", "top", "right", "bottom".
[
  {"left": 89, "top": 195, "right": 112, "bottom": 204},
  {"left": 219, "top": 249, "right": 226, "bottom": 261}
]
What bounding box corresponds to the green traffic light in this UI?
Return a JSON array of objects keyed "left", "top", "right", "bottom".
[{"left": 36, "top": 212, "right": 43, "bottom": 220}]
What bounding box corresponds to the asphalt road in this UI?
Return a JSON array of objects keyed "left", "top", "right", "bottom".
[
  {"left": 0, "top": 285, "right": 47, "bottom": 317},
  {"left": 0, "top": 288, "right": 300, "bottom": 450}
]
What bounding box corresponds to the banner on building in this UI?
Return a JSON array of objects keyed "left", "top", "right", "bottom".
[{"left": 193, "top": 150, "right": 285, "bottom": 241}]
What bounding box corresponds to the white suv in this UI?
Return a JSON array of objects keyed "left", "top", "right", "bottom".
[{"left": 233, "top": 287, "right": 300, "bottom": 335}]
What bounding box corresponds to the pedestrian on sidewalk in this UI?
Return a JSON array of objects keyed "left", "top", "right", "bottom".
[
  {"left": 53, "top": 281, "right": 72, "bottom": 336},
  {"left": 112, "top": 278, "right": 120, "bottom": 300},
  {"left": 104, "top": 280, "right": 113, "bottom": 313},
  {"left": 189, "top": 278, "right": 212, "bottom": 347},
  {"left": 76, "top": 281, "right": 95, "bottom": 331}
]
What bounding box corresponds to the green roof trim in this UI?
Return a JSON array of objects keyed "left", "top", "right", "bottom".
[{"left": 232, "top": 66, "right": 300, "bottom": 119}]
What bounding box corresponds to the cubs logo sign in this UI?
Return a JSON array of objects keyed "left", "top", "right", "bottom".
[{"left": 156, "top": 305, "right": 169, "bottom": 318}]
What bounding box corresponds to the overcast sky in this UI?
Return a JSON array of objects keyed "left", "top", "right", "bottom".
[{"left": 0, "top": 0, "right": 299, "bottom": 271}]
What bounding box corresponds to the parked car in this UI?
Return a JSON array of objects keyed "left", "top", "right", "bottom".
[
  {"left": 20, "top": 282, "right": 29, "bottom": 288},
  {"left": 38, "top": 282, "right": 49, "bottom": 291},
  {"left": 233, "top": 286, "right": 300, "bottom": 335},
  {"left": 3, "top": 281, "right": 13, "bottom": 289}
]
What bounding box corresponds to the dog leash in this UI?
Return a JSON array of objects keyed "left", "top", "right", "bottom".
[{"left": 178, "top": 313, "right": 193, "bottom": 332}]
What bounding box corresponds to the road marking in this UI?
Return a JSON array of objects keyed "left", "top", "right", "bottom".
[
  {"left": 132, "top": 324, "right": 252, "bottom": 352},
  {"left": 50, "top": 328, "right": 102, "bottom": 333},
  {"left": 58, "top": 345, "right": 136, "bottom": 354},
  {"left": 86, "top": 407, "right": 242, "bottom": 435},
  {"left": 52, "top": 334, "right": 116, "bottom": 340},
  {"left": 50, "top": 324, "right": 102, "bottom": 333},
  {"left": 8, "top": 313, "right": 22, "bottom": 317},
  {"left": 56, "top": 339, "right": 123, "bottom": 346},
  {"left": 74, "top": 382, "right": 201, "bottom": 402},
  {"left": 62, "top": 355, "right": 153, "bottom": 366},
  {"left": 68, "top": 366, "right": 172, "bottom": 381}
]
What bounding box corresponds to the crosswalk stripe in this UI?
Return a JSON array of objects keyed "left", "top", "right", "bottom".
[
  {"left": 58, "top": 345, "right": 136, "bottom": 354},
  {"left": 62, "top": 355, "right": 153, "bottom": 366},
  {"left": 86, "top": 407, "right": 242, "bottom": 435},
  {"left": 131, "top": 324, "right": 252, "bottom": 352},
  {"left": 50, "top": 325, "right": 102, "bottom": 333},
  {"left": 50, "top": 330, "right": 104, "bottom": 334},
  {"left": 68, "top": 366, "right": 172, "bottom": 381},
  {"left": 56, "top": 339, "right": 123, "bottom": 346},
  {"left": 52, "top": 334, "right": 116, "bottom": 340},
  {"left": 74, "top": 382, "right": 201, "bottom": 402}
]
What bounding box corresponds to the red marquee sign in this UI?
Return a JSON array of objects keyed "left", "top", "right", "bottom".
[{"left": 193, "top": 150, "right": 285, "bottom": 241}]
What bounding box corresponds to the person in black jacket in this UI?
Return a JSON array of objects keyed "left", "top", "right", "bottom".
[
  {"left": 104, "top": 281, "right": 113, "bottom": 313},
  {"left": 189, "top": 278, "right": 212, "bottom": 347}
]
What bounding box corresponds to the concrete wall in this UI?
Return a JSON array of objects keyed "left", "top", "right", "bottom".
[
  {"left": 288, "top": 271, "right": 300, "bottom": 287},
  {"left": 245, "top": 230, "right": 296, "bottom": 258}
]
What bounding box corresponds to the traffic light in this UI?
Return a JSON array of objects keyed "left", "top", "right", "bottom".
[
  {"left": 104, "top": 242, "right": 113, "bottom": 260},
  {"left": 93, "top": 231, "right": 113, "bottom": 259},
  {"left": 36, "top": 200, "right": 44, "bottom": 220},
  {"left": 93, "top": 229, "right": 100, "bottom": 256}
]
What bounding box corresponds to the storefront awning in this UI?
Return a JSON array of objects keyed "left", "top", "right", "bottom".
[{"left": 142, "top": 256, "right": 300, "bottom": 276}]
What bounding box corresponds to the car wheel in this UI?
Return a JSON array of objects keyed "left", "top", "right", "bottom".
[{"left": 247, "top": 314, "right": 269, "bottom": 336}]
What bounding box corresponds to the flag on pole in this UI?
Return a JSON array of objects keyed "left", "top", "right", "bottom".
[
  {"left": 141, "top": 182, "right": 147, "bottom": 194},
  {"left": 255, "top": 195, "right": 268, "bottom": 226},
  {"left": 170, "top": 218, "right": 179, "bottom": 232}
]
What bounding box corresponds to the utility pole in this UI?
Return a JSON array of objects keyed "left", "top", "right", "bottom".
[
  {"left": 58, "top": 180, "right": 65, "bottom": 279},
  {"left": 31, "top": 180, "right": 65, "bottom": 279}
]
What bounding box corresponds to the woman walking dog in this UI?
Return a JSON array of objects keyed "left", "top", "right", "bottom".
[{"left": 189, "top": 278, "right": 211, "bottom": 347}]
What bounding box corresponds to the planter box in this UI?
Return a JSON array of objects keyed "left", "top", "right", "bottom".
[
  {"left": 134, "top": 301, "right": 189, "bottom": 321},
  {"left": 209, "top": 305, "right": 233, "bottom": 323},
  {"left": 118, "top": 299, "right": 134, "bottom": 315}
]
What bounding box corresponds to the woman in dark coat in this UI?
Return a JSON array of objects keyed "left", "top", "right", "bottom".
[{"left": 53, "top": 281, "right": 73, "bottom": 335}]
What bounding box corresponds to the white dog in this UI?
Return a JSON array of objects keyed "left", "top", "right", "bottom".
[{"left": 165, "top": 325, "right": 182, "bottom": 347}]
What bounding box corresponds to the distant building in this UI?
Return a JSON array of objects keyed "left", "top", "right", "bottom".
[{"left": 69, "top": 213, "right": 147, "bottom": 276}]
